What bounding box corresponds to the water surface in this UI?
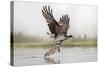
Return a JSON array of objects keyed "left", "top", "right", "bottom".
[{"left": 14, "top": 47, "right": 97, "bottom": 66}]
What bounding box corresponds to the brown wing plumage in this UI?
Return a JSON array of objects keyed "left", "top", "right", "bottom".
[
  {"left": 42, "top": 5, "right": 70, "bottom": 37},
  {"left": 58, "top": 15, "right": 70, "bottom": 35},
  {"left": 41, "top": 6, "right": 59, "bottom": 34}
]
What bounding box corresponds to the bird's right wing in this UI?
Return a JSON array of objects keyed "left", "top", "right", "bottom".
[
  {"left": 58, "top": 14, "right": 70, "bottom": 34},
  {"left": 41, "top": 6, "right": 59, "bottom": 34}
]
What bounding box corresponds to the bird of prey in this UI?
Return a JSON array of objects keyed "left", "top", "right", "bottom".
[{"left": 41, "top": 5, "right": 73, "bottom": 57}]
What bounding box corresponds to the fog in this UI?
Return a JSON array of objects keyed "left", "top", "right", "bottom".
[{"left": 14, "top": 1, "right": 97, "bottom": 39}]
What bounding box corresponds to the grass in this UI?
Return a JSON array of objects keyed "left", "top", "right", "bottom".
[
  {"left": 13, "top": 39, "right": 97, "bottom": 48},
  {"left": 63, "top": 39, "right": 97, "bottom": 47}
]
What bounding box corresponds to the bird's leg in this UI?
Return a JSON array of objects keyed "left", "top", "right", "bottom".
[
  {"left": 56, "top": 40, "right": 62, "bottom": 52},
  {"left": 44, "top": 39, "right": 62, "bottom": 57},
  {"left": 56, "top": 45, "right": 60, "bottom": 52}
]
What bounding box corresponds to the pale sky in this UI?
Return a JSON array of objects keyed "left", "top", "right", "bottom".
[{"left": 14, "top": 1, "right": 97, "bottom": 39}]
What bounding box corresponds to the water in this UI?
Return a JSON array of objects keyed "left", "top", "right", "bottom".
[{"left": 14, "top": 47, "right": 97, "bottom": 66}]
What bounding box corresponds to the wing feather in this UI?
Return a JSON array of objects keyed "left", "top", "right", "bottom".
[
  {"left": 41, "top": 5, "right": 59, "bottom": 34},
  {"left": 58, "top": 14, "right": 70, "bottom": 34}
]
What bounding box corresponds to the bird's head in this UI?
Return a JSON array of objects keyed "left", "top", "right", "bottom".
[
  {"left": 68, "top": 35, "right": 73, "bottom": 38},
  {"left": 64, "top": 35, "right": 73, "bottom": 40}
]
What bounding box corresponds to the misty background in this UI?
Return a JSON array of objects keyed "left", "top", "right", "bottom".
[{"left": 14, "top": 1, "right": 97, "bottom": 40}]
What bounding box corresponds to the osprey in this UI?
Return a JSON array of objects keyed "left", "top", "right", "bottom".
[{"left": 41, "top": 6, "right": 73, "bottom": 57}]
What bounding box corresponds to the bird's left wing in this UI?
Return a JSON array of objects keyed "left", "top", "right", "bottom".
[{"left": 41, "top": 6, "right": 59, "bottom": 34}]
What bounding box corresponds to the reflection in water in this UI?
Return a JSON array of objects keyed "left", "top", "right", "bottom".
[
  {"left": 44, "top": 57, "right": 60, "bottom": 64},
  {"left": 14, "top": 47, "right": 97, "bottom": 66}
]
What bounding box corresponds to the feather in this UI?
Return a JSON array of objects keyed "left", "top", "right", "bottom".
[{"left": 42, "top": 5, "right": 70, "bottom": 37}]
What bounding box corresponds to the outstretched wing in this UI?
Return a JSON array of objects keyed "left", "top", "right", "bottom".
[
  {"left": 41, "top": 6, "right": 59, "bottom": 34},
  {"left": 58, "top": 14, "right": 70, "bottom": 34}
]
